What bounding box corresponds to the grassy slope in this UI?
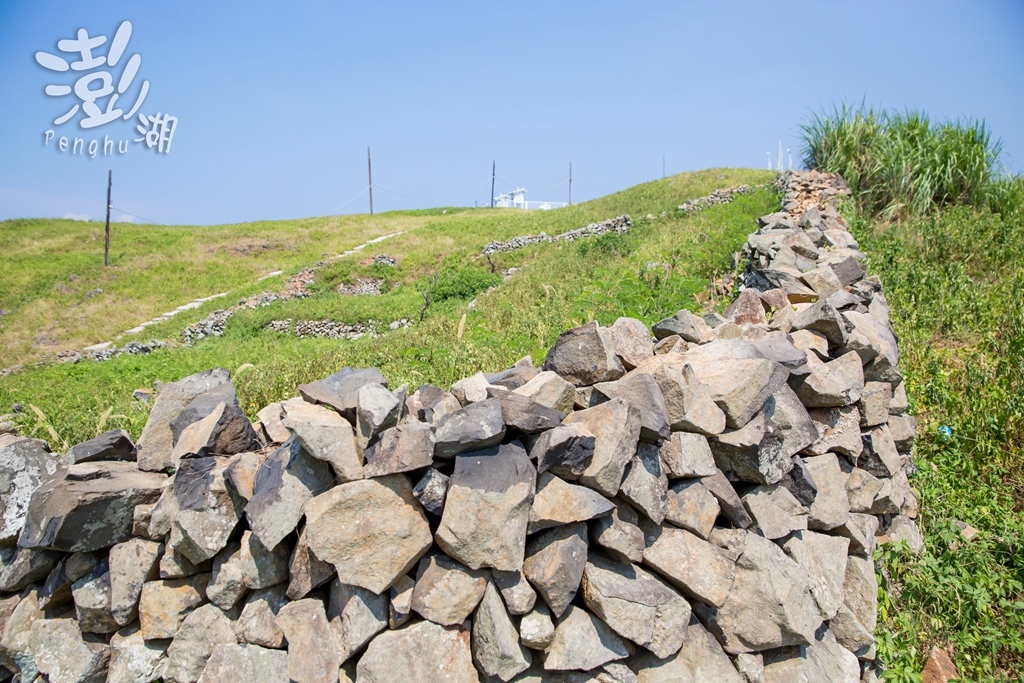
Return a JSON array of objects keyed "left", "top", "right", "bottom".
[
  {"left": 0, "top": 168, "right": 775, "bottom": 447},
  {"left": 853, "top": 203, "right": 1024, "bottom": 681}
]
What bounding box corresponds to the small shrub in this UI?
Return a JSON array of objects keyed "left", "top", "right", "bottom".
[{"left": 429, "top": 264, "right": 501, "bottom": 302}]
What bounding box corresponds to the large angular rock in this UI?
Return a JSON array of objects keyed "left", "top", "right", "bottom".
[
  {"left": 235, "top": 584, "right": 288, "bottom": 648},
  {"left": 277, "top": 599, "right": 341, "bottom": 683},
  {"left": 328, "top": 579, "right": 388, "bottom": 661},
  {"left": 472, "top": 581, "right": 532, "bottom": 682},
  {"left": 802, "top": 453, "right": 850, "bottom": 530},
  {"left": 363, "top": 422, "right": 434, "bottom": 477},
  {"left": 19, "top": 461, "right": 165, "bottom": 553},
  {"left": 137, "top": 368, "right": 231, "bottom": 471},
  {"left": 782, "top": 530, "right": 850, "bottom": 620},
  {"left": 543, "top": 321, "right": 626, "bottom": 387},
  {"left": 0, "top": 545, "right": 61, "bottom": 593},
  {"left": 792, "top": 351, "right": 864, "bottom": 408},
  {"left": 607, "top": 317, "right": 655, "bottom": 370},
  {"left": 436, "top": 442, "right": 536, "bottom": 571},
  {"left": 519, "top": 603, "right": 555, "bottom": 650},
  {"left": 197, "top": 643, "right": 288, "bottom": 683},
  {"left": 619, "top": 444, "right": 669, "bottom": 523},
  {"left": 206, "top": 540, "right": 247, "bottom": 610},
  {"left": 563, "top": 398, "right": 641, "bottom": 496},
  {"left": 763, "top": 385, "right": 818, "bottom": 458},
  {"left": 71, "top": 560, "right": 119, "bottom": 634},
  {"left": 659, "top": 432, "right": 717, "bottom": 479},
  {"left": 0, "top": 586, "right": 44, "bottom": 680},
  {"left": 356, "top": 620, "right": 479, "bottom": 682},
  {"left": 282, "top": 399, "right": 364, "bottom": 482},
  {"left": 641, "top": 524, "right": 735, "bottom": 608},
  {"left": 412, "top": 467, "right": 449, "bottom": 516},
  {"left": 581, "top": 554, "right": 691, "bottom": 658},
  {"left": 791, "top": 301, "right": 849, "bottom": 346},
  {"left": 724, "top": 288, "right": 768, "bottom": 325},
  {"left": 297, "top": 367, "right": 388, "bottom": 423},
  {"left": 491, "top": 569, "right": 537, "bottom": 615},
  {"left": 860, "top": 424, "right": 901, "bottom": 478},
  {"left": 171, "top": 455, "right": 246, "bottom": 564},
  {"left": 648, "top": 364, "right": 726, "bottom": 436},
  {"left": 434, "top": 399, "right": 506, "bottom": 459},
  {"left": 0, "top": 435, "right": 64, "bottom": 545},
  {"left": 528, "top": 471, "right": 614, "bottom": 533},
  {"left": 171, "top": 389, "right": 258, "bottom": 461},
  {"left": 496, "top": 392, "right": 565, "bottom": 435},
  {"left": 590, "top": 503, "right": 645, "bottom": 564},
  {"left": 652, "top": 309, "right": 712, "bottom": 344},
  {"left": 107, "top": 625, "right": 168, "bottom": 683},
  {"left": 593, "top": 374, "right": 671, "bottom": 442},
  {"left": 842, "top": 311, "right": 899, "bottom": 382},
  {"left": 256, "top": 402, "right": 290, "bottom": 445},
  {"left": 830, "top": 555, "right": 878, "bottom": 654},
  {"left": 245, "top": 436, "right": 334, "bottom": 550},
  {"left": 389, "top": 574, "right": 415, "bottom": 628},
  {"left": 355, "top": 383, "right": 402, "bottom": 448},
  {"left": 665, "top": 479, "right": 719, "bottom": 539},
  {"left": 697, "top": 532, "right": 821, "bottom": 654},
  {"left": 544, "top": 605, "right": 628, "bottom": 671},
  {"left": 531, "top": 424, "right": 596, "bottom": 479},
  {"left": 222, "top": 451, "right": 264, "bottom": 501},
  {"left": 109, "top": 538, "right": 162, "bottom": 626},
  {"left": 305, "top": 474, "right": 432, "bottom": 593},
  {"left": 31, "top": 617, "right": 111, "bottom": 683},
  {"left": 742, "top": 485, "right": 807, "bottom": 540},
  {"left": 138, "top": 574, "right": 212, "bottom": 640},
  {"left": 632, "top": 616, "right": 744, "bottom": 683},
  {"left": 67, "top": 428, "right": 136, "bottom": 463},
  {"left": 804, "top": 405, "right": 863, "bottom": 460},
  {"left": 410, "top": 553, "right": 488, "bottom": 626},
  {"left": 523, "top": 522, "right": 588, "bottom": 618},
  {"left": 701, "top": 469, "right": 754, "bottom": 528},
  {"left": 452, "top": 372, "right": 499, "bottom": 405},
  {"left": 709, "top": 412, "right": 790, "bottom": 485},
  {"left": 163, "top": 603, "right": 237, "bottom": 683},
  {"left": 762, "top": 628, "right": 860, "bottom": 683},
  {"left": 512, "top": 371, "right": 577, "bottom": 417}
]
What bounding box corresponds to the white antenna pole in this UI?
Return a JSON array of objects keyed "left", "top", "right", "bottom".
[
  {"left": 767, "top": 152, "right": 772, "bottom": 170},
  {"left": 787, "top": 148, "right": 792, "bottom": 170},
  {"left": 777, "top": 140, "right": 783, "bottom": 172}
]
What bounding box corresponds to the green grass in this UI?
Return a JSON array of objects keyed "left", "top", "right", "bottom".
[
  {"left": 853, "top": 201, "right": 1024, "bottom": 681},
  {"left": 0, "top": 168, "right": 775, "bottom": 448},
  {"left": 801, "top": 103, "right": 1004, "bottom": 221}
]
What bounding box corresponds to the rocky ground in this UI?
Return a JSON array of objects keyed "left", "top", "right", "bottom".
[{"left": 0, "top": 171, "right": 921, "bottom": 682}]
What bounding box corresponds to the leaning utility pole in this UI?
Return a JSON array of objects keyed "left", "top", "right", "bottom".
[
  {"left": 490, "top": 161, "right": 496, "bottom": 208},
  {"left": 104, "top": 170, "right": 112, "bottom": 267},
  {"left": 367, "top": 147, "right": 374, "bottom": 215}
]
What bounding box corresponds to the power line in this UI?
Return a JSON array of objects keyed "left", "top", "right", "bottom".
[
  {"left": 373, "top": 185, "right": 427, "bottom": 202},
  {"left": 330, "top": 185, "right": 371, "bottom": 212},
  {"left": 109, "top": 206, "right": 171, "bottom": 227}
]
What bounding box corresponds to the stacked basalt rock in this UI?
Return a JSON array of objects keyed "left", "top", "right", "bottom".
[
  {"left": 481, "top": 215, "right": 632, "bottom": 255},
  {"left": 0, "top": 171, "right": 914, "bottom": 683},
  {"left": 677, "top": 184, "right": 757, "bottom": 213}
]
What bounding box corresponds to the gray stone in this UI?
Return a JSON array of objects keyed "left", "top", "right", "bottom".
[
  {"left": 133, "top": 501, "right": 161, "bottom": 540},
  {"left": 18, "top": 461, "right": 165, "bottom": 553},
  {"left": 805, "top": 405, "right": 864, "bottom": 461},
  {"left": 835, "top": 513, "right": 880, "bottom": 557},
  {"left": 410, "top": 553, "right": 488, "bottom": 626},
  {"left": 701, "top": 469, "right": 754, "bottom": 529},
  {"left": 800, "top": 266, "right": 843, "bottom": 298},
  {"left": 0, "top": 545, "right": 61, "bottom": 593},
  {"left": 543, "top": 321, "right": 626, "bottom": 387},
  {"left": 305, "top": 474, "right": 432, "bottom": 593},
  {"left": 845, "top": 467, "right": 884, "bottom": 514},
  {"left": 356, "top": 620, "right": 479, "bottom": 682},
  {"left": 523, "top": 522, "right": 588, "bottom": 617},
  {"left": 170, "top": 391, "right": 258, "bottom": 461},
  {"left": 724, "top": 289, "right": 769, "bottom": 326},
  {"left": 66, "top": 428, "right": 136, "bottom": 463},
  {"left": 282, "top": 399, "right": 364, "bottom": 482},
  {"left": 641, "top": 524, "right": 735, "bottom": 608},
  {"left": 107, "top": 625, "right": 168, "bottom": 683},
  {"left": 519, "top": 603, "right": 555, "bottom": 650},
  {"left": 859, "top": 382, "right": 892, "bottom": 428},
  {"left": 890, "top": 381, "right": 909, "bottom": 414},
  {"left": 665, "top": 479, "right": 719, "bottom": 539},
  {"left": 491, "top": 569, "right": 537, "bottom": 616},
  {"left": 197, "top": 643, "right": 288, "bottom": 683},
  {"left": 830, "top": 555, "right": 877, "bottom": 654},
  {"left": 389, "top": 574, "right": 415, "bottom": 629},
  {"left": 531, "top": 424, "right": 596, "bottom": 479},
  {"left": 297, "top": 366, "right": 388, "bottom": 423},
  {"left": 137, "top": 368, "right": 231, "bottom": 472},
  {"left": 802, "top": 453, "right": 851, "bottom": 531},
  {"left": 563, "top": 398, "right": 642, "bottom": 496},
  {"left": 741, "top": 485, "right": 807, "bottom": 540},
  {"left": 452, "top": 372, "right": 498, "bottom": 405},
  {"left": 328, "top": 578, "right": 388, "bottom": 660},
  {"left": 791, "top": 301, "right": 849, "bottom": 346},
  {"left": 38, "top": 556, "right": 74, "bottom": 610},
  {"left": 245, "top": 436, "right": 334, "bottom": 550},
  {"left": 473, "top": 581, "right": 532, "bottom": 681},
  {"left": 649, "top": 364, "right": 727, "bottom": 436},
  {"left": 512, "top": 371, "right": 577, "bottom": 417},
  {"left": 590, "top": 503, "right": 645, "bottom": 564},
  {"left": 778, "top": 455, "right": 819, "bottom": 507},
  {"left": 734, "top": 653, "right": 765, "bottom": 683},
  {"left": 860, "top": 425, "right": 900, "bottom": 478},
  {"left": 206, "top": 541, "right": 249, "bottom": 611},
  {"left": 885, "top": 515, "right": 924, "bottom": 555},
  {"left": 697, "top": 532, "right": 821, "bottom": 654},
  {"left": 593, "top": 373, "right": 671, "bottom": 442},
  {"left": 109, "top": 537, "right": 162, "bottom": 626},
  {"left": 599, "top": 662, "right": 639, "bottom": 683},
  {"left": 363, "top": 422, "right": 434, "bottom": 478},
  {"left": 436, "top": 442, "right": 536, "bottom": 571},
  {"left": 412, "top": 467, "right": 449, "bottom": 515},
  {"left": 608, "top": 317, "right": 655, "bottom": 370},
  {"left": 792, "top": 351, "right": 864, "bottom": 408},
  {"left": 709, "top": 412, "right": 791, "bottom": 485},
  {"left": 790, "top": 329, "right": 830, "bottom": 359},
  {"left": 581, "top": 553, "right": 691, "bottom": 658},
  {"left": 528, "top": 471, "right": 614, "bottom": 533},
  {"left": 163, "top": 603, "right": 237, "bottom": 683},
  {"left": 652, "top": 309, "right": 713, "bottom": 344},
  {"left": 762, "top": 628, "right": 860, "bottom": 683},
  {"left": 286, "top": 526, "right": 335, "bottom": 600},
  {"left": 782, "top": 530, "right": 850, "bottom": 620},
  {"left": 356, "top": 383, "right": 402, "bottom": 449},
  {"left": 659, "top": 432, "right": 717, "bottom": 479},
  {"left": 496, "top": 392, "right": 565, "bottom": 435},
  {"left": 632, "top": 616, "right": 744, "bottom": 683},
  {"left": 888, "top": 414, "right": 916, "bottom": 452},
  {"left": 171, "top": 455, "right": 246, "bottom": 564},
  {"left": 71, "top": 560, "right": 118, "bottom": 633},
  {"left": 434, "top": 398, "right": 506, "bottom": 459},
  {"left": 763, "top": 385, "right": 818, "bottom": 458},
  {"left": 620, "top": 444, "right": 669, "bottom": 523},
  {"left": 256, "top": 402, "right": 290, "bottom": 444},
  {"left": 138, "top": 574, "right": 212, "bottom": 640},
  {"left": 544, "top": 605, "right": 628, "bottom": 671},
  {"left": 31, "top": 617, "right": 111, "bottom": 683},
  {"left": 236, "top": 529, "right": 289, "bottom": 589},
  {"left": 277, "top": 598, "right": 341, "bottom": 683},
  {"left": 0, "top": 586, "right": 44, "bottom": 680},
  {"left": 159, "top": 547, "right": 211, "bottom": 579},
  {"left": 235, "top": 584, "right": 288, "bottom": 648}
]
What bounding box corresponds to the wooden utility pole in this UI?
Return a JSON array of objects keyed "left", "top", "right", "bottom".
[
  {"left": 568, "top": 162, "right": 572, "bottom": 205},
  {"left": 367, "top": 147, "right": 374, "bottom": 215},
  {"left": 490, "top": 161, "right": 496, "bottom": 209},
  {"left": 104, "top": 170, "right": 112, "bottom": 267}
]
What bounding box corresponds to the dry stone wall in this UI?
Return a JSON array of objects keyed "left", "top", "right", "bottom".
[{"left": 0, "top": 170, "right": 917, "bottom": 683}]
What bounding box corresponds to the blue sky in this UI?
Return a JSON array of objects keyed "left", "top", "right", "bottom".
[{"left": 1, "top": 1, "right": 1022, "bottom": 226}]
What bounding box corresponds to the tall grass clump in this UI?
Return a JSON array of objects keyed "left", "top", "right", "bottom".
[{"left": 801, "top": 104, "right": 1004, "bottom": 221}]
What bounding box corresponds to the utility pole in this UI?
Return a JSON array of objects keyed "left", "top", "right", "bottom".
[
  {"left": 490, "top": 161, "right": 496, "bottom": 209},
  {"left": 104, "top": 170, "right": 112, "bottom": 267},
  {"left": 568, "top": 162, "right": 572, "bottom": 205},
  {"left": 367, "top": 147, "right": 374, "bottom": 215}
]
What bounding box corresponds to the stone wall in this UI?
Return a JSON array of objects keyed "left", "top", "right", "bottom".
[{"left": 0, "top": 171, "right": 916, "bottom": 683}]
